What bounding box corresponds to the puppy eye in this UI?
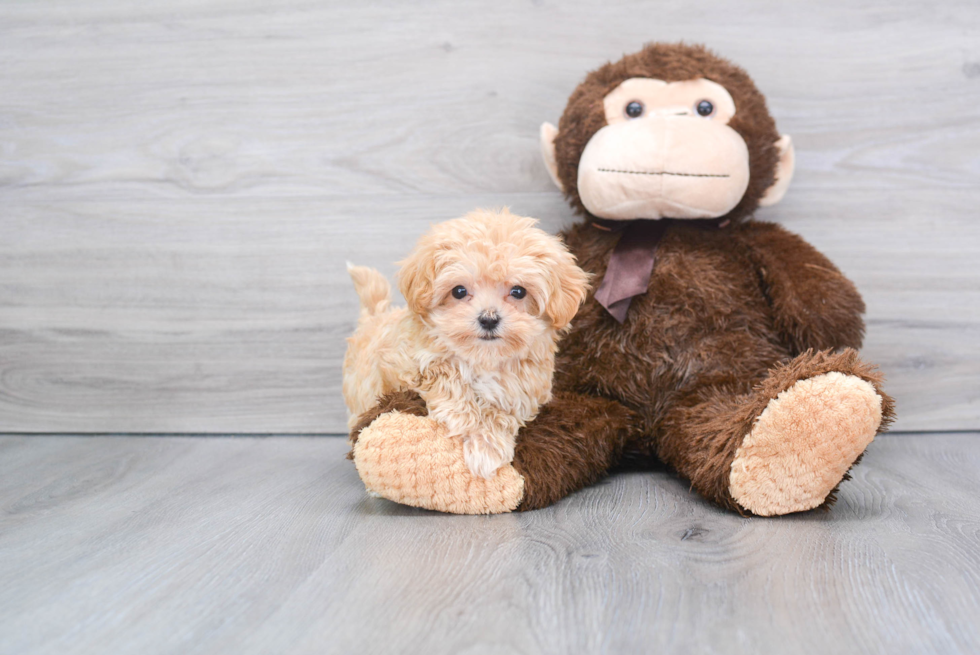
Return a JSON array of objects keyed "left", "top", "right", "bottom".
[
  {"left": 509, "top": 286, "right": 527, "bottom": 300},
  {"left": 625, "top": 101, "right": 643, "bottom": 118},
  {"left": 695, "top": 99, "right": 714, "bottom": 117},
  {"left": 451, "top": 285, "right": 467, "bottom": 300}
]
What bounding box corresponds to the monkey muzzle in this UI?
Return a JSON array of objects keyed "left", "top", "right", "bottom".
[{"left": 577, "top": 115, "right": 750, "bottom": 221}]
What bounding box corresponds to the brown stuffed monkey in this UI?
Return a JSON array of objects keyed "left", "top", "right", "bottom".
[{"left": 348, "top": 43, "right": 894, "bottom": 516}]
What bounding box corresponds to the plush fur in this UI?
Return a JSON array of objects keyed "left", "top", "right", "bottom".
[
  {"left": 729, "top": 370, "right": 882, "bottom": 516},
  {"left": 343, "top": 208, "right": 589, "bottom": 479},
  {"left": 348, "top": 43, "right": 895, "bottom": 515},
  {"left": 352, "top": 409, "right": 526, "bottom": 514}
]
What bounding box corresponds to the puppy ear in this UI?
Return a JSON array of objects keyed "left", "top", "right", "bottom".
[
  {"left": 397, "top": 243, "right": 436, "bottom": 316},
  {"left": 543, "top": 247, "right": 590, "bottom": 330}
]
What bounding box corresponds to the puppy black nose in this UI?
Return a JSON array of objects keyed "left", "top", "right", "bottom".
[{"left": 478, "top": 312, "right": 500, "bottom": 331}]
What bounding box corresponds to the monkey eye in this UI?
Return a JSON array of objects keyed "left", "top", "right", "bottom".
[
  {"left": 696, "top": 100, "right": 714, "bottom": 117},
  {"left": 509, "top": 286, "right": 527, "bottom": 300},
  {"left": 625, "top": 101, "right": 643, "bottom": 118},
  {"left": 451, "top": 285, "right": 468, "bottom": 300}
]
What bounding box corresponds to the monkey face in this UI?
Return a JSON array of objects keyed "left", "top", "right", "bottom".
[
  {"left": 576, "top": 78, "right": 750, "bottom": 221},
  {"left": 540, "top": 44, "right": 796, "bottom": 224}
]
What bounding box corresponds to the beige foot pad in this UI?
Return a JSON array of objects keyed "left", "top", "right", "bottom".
[
  {"left": 352, "top": 411, "right": 525, "bottom": 514},
  {"left": 730, "top": 372, "right": 883, "bottom": 516}
]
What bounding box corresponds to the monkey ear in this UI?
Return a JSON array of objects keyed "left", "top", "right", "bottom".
[
  {"left": 759, "top": 135, "right": 795, "bottom": 207},
  {"left": 540, "top": 122, "right": 564, "bottom": 192}
]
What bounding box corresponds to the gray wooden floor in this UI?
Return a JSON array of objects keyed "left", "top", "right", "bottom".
[{"left": 1, "top": 434, "right": 978, "bottom": 655}]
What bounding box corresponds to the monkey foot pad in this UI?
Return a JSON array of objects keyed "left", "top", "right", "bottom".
[
  {"left": 352, "top": 411, "right": 525, "bottom": 514},
  {"left": 729, "top": 372, "right": 883, "bottom": 516}
]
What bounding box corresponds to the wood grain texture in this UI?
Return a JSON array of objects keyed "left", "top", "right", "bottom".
[
  {"left": 1, "top": 434, "right": 979, "bottom": 655},
  {"left": 2, "top": 0, "right": 979, "bottom": 432}
]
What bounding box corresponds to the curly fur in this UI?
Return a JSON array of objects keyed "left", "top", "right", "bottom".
[{"left": 343, "top": 208, "right": 589, "bottom": 479}]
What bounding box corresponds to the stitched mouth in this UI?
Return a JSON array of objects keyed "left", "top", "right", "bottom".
[{"left": 597, "top": 168, "right": 730, "bottom": 178}]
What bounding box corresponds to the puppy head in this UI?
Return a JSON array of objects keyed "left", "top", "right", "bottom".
[{"left": 398, "top": 208, "right": 590, "bottom": 363}]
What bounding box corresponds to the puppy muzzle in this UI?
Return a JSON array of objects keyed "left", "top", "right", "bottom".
[{"left": 477, "top": 310, "right": 501, "bottom": 339}]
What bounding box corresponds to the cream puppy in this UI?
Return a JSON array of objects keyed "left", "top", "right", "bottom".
[{"left": 343, "top": 208, "right": 590, "bottom": 479}]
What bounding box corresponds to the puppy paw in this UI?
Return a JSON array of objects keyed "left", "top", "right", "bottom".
[{"left": 463, "top": 434, "right": 514, "bottom": 479}]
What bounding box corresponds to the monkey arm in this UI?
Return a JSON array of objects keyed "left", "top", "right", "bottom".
[{"left": 741, "top": 221, "right": 866, "bottom": 354}]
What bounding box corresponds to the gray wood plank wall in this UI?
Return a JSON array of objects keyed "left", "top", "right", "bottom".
[{"left": 2, "top": 1, "right": 978, "bottom": 433}]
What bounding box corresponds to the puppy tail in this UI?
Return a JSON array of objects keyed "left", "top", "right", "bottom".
[{"left": 347, "top": 262, "right": 391, "bottom": 316}]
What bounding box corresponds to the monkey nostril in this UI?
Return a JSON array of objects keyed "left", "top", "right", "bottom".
[{"left": 478, "top": 313, "right": 500, "bottom": 331}]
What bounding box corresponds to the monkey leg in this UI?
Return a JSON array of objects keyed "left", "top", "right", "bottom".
[
  {"left": 348, "top": 391, "right": 630, "bottom": 514},
  {"left": 657, "top": 348, "right": 895, "bottom": 516},
  {"left": 512, "top": 392, "right": 631, "bottom": 511}
]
